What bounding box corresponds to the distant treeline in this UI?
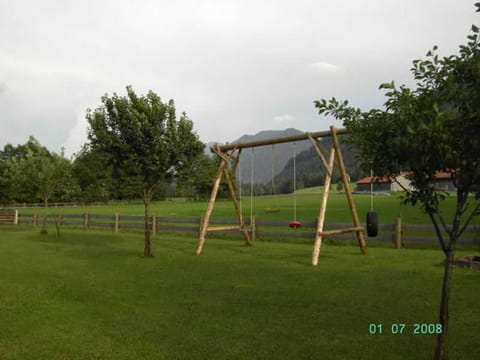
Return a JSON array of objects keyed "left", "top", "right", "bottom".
[{"left": 0, "top": 134, "right": 365, "bottom": 204}]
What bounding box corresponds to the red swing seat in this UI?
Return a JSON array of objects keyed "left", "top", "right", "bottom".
[{"left": 289, "top": 220, "right": 302, "bottom": 229}]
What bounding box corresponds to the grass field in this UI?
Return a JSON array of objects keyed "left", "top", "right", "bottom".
[
  {"left": 0, "top": 227, "right": 479, "bottom": 359},
  {"left": 18, "top": 191, "right": 480, "bottom": 227}
]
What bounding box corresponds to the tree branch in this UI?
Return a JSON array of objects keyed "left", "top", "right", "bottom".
[
  {"left": 393, "top": 178, "right": 412, "bottom": 194},
  {"left": 437, "top": 211, "right": 451, "bottom": 238},
  {"left": 428, "top": 211, "right": 449, "bottom": 255},
  {"left": 458, "top": 201, "right": 480, "bottom": 237}
]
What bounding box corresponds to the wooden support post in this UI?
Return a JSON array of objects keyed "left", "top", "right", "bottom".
[
  {"left": 330, "top": 126, "right": 367, "bottom": 254},
  {"left": 308, "top": 135, "right": 333, "bottom": 178},
  {"left": 395, "top": 217, "right": 402, "bottom": 249},
  {"left": 115, "top": 213, "right": 119, "bottom": 233},
  {"left": 14, "top": 209, "right": 18, "bottom": 225},
  {"left": 199, "top": 215, "right": 205, "bottom": 235},
  {"left": 197, "top": 152, "right": 229, "bottom": 255},
  {"left": 223, "top": 166, "right": 252, "bottom": 245},
  {"left": 312, "top": 146, "right": 335, "bottom": 266}
]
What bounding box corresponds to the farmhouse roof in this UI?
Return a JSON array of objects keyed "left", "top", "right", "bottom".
[
  {"left": 357, "top": 171, "right": 452, "bottom": 185},
  {"left": 433, "top": 171, "right": 452, "bottom": 179},
  {"left": 356, "top": 176, "right": 393, "bottom": 184}
]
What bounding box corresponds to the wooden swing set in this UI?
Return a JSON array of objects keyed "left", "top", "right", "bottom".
[{"left": 196, "top": 126, "right": 367, "bottom": 266}]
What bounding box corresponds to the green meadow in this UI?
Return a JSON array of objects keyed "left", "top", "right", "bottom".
[
  {"left": 18, "top": 191, "right": 480, "bottom": 227},
  {"left": 2, "top": 192, "right": 480, "bottom": 359},
  {"left": 0, "top": 228, "right": 479, "bottom": 359}
]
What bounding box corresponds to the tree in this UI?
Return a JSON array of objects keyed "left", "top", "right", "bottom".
[
  {"left": 87, "top": 86, "right": 204, "bottom": 257},
  {"left": 1, "top": 136, "right": 52, "bottom": 204},
  {"left": 9, "top": 144, "right": 76, "bottom": 233},
  {"left": 175, "top": 153, "right": 217, "bottom": 200},
  {"left": 72, "top": 145, "right": 115, "bottom": 203},
  {"left": 314, "top": 5, "right": 480, "bottom": 359}
]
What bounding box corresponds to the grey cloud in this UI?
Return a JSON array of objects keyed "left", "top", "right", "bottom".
[{"left": 0, "top": 0, "right": 477, "bottom": 156}]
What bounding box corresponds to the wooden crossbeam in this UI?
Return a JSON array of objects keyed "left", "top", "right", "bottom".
[
  {"left": 215, "top": 128, "right": 348, "bottom": 152},
  {"left": 318, "top": 226, "right": 364, "bottom": 237},
  {"left": 207, "top": 225, "right": 241, "bottom": 232}
]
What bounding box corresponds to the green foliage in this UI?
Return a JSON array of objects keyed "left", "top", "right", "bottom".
[
  {"left": 72, "top": 145, "right": 115, "bottom": 203},
  {"left": 5, "top": 138, "right": 78, "bottom": 204},
  {"left": 87, "top": 85, "right": 204, "bottom": 256},
  {"left": 175, "top": 153, "right": 218, "bottom": 199},
  {"left": 315, "top": 20, "right": 480, "bottom": 240},
  {"left": 315, "top": 12, "right": 480, "bottom": 358},
  {"left": 87, "top": 86, "right": 204, "bottom": 203}
]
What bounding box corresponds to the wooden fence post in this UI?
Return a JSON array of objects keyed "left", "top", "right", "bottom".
[
  {"left": 33, "top": 213, "right": 38, "bottom": 227},
  {"left": 84, "top": 212, "right": 89, "bottom": 230},
  {"left": 115, "top": 213, "right": 119, "bottom": 233},
  {"left": 395, "top": 217, "right": 402, "bottom": 249},
  {"left": 152, "top": 214, "right": 156, "bottom": 237},
  {"left": 14, "top": 209, "right": 18, "bottom": 225},
  {"left": 251, "top": 215, "right": 256, "bottom": 242}
]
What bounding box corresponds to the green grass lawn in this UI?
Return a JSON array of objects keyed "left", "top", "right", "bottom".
[
  {"left": 0, "top": 227, "right": 478, "bottom": 359},
  {"left": 18, "top": 191, "right": 480, "bottom": 227}
]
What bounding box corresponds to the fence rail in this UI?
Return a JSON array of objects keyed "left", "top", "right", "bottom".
[
  {"left": 7, "top": 211, "right": 480, "bottom": 247},
  {"left": 0, "top": 209, "right": 18, "bottom": 225}
]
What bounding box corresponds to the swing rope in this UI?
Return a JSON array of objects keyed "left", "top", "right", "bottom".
[
  {"left": 370, "top": 166, "right": 374, "bottom": 212},
  {"left": 289, "top": 142, "right": 302, "bottom": 229},
  {"left": 250, "top": 148, "right": 254, "bottom": 228},
  {"left": 271, "top": 145, "right": 278, "bottom": 198},
  {"left": 293, "top": 142, "right": 297, "bottom": 221},
  {"left": 367, "top": 164, "right": 379, "bottom": 237},
  {"left": 238, "top": 154, "right": 242, "bottom": 217}
]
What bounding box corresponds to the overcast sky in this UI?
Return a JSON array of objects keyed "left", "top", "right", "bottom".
[{"left": 0, "top": 0, "right": 477, "bottom": 157}]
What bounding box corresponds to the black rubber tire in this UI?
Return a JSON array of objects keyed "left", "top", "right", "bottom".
[{"left": 366, "top": 211, "right": 378, "bottom": 237}]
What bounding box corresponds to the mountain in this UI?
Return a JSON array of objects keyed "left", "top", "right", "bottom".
[
  {"left": 233, "top": 128, "right": 311, "bottom": 185},
  {"left": 273, "top": 136, "right": 366, "bottom": 192},
  {"left": 204, "top": 129, "right": 364, "bottom": 187}
]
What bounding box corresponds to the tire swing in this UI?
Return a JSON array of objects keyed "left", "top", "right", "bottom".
[
  {"left": 289, "top": 142, "right": 302, "bottom": 229},
  {"left": 366, "top": 168, "right": 378, "bottom": 237}
]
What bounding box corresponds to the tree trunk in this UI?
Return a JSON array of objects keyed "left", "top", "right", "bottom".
[
  {"left": 41, "top": 195, "right": 48, "bottom": 235},
  {"left": 434, "top": 249, "right": 455, "bottom": 360},
  {"left": 144, "top": 198, "right": 152, "bottom": 257}
]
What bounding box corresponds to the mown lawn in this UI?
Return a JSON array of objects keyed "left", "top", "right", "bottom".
[
  {"left": 17, "top": 192, "right": 480, "bottom": 227},
  {"left": 0, "top": 227, "right": 478, "bottom": 359}
]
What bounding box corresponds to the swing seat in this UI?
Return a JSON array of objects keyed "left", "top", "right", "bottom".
[
  {"left": 289, "top": 220, "right": 302, "bottom": 229},
  {"left": 265, "top": 208, "right": 280, "bottom": 214}
]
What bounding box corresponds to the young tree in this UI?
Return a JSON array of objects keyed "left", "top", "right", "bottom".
[
  {"left": 1, "top": 136, "right": 52, "bottom": 204},
  {"left": 314, "top": 6, "right": 480, "bottom": 359},
  {"left": 87, "top": 86, "right": 204, "bottom": 257},
  {"left": 9, "top": 146, "right": 75, "bottom": 233}
]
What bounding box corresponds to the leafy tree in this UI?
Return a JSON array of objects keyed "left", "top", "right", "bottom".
[
  {"left": 9, "top": 145, "right": 76, "bottom": 233},
  {"left": 314, "top": 6, "right": 480, "bottom": 358},
  {"left": 87, "top": 86, "right": 204, "bottom": 257},
  {"left": 0, "top": 136, "right": 52, "bottom": 204},
  {"left": 72, "top": 145, "right": 115, "bottom": 203},
  {"left": 175, "top": 153, "right": 217, "bottom": 200}
]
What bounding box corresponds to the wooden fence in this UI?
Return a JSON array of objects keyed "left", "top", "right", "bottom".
[
  {"left": 10, "top": 212, "right": 480, "bottom": 247},
  {"left": 1, "top": 202, "right": 109, "bottom": 209},
  {"left": 0, "top": 209, "right": 18, "bottom": 225}
]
